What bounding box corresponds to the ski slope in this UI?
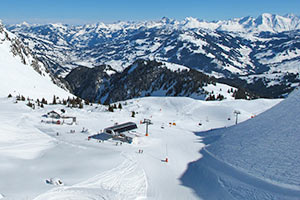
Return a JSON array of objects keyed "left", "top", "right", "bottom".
[
  {"left": 0, "top": 95, "right": 281, "bottom": 200},
  {"left": 181, "top": 87, "right": 300, "bottom": 199}
]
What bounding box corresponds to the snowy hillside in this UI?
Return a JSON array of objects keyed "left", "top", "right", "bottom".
[
  {"left": 181, "top": 87, "right": 300, "bottom": 199},
  {"left": 64, "top": 59, "right": 247, "bottom": 103},
  {"left": 0, "top": 22, "right": 70, "bottom": 100},
  {"left": 0, "top": 95, "right": 281, "bottom": 199}
]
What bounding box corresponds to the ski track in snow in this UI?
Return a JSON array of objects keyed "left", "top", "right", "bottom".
[
  {"left": 181, "top": 131, "right": 300, "bottom": 200},
  {"left": 34, "top": 153, "right": 147, "bottom": 200},
  {"left": 204, "top": 149, "right": 300, "bottom": 198},
  {"left": 0, "top": 95, "right": 282, "bottom": 200}
]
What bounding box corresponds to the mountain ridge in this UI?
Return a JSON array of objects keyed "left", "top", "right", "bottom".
[
  {"left": 5, "top": 13, "right": 300, "bottom": 98},
  {"left": 65, "top": 59, "right": 252, "bottom": 104},
  {"left": 0, "top": 22, "right": 70, "bottom": 100},
  {"left": 9, "top": 13, "right": 300, "bottom": 33}
]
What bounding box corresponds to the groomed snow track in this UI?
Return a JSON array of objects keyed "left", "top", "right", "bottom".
[
  {"left": 34, "top": 153, "right": 147, "bottom": 200},
  {"left": 181, "top": 148, "right": 300, "bottom": 200}
]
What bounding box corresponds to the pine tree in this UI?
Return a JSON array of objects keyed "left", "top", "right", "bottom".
[
  {"left": 52, "top": 95, "right": 56, "bottom": 104},
  {"left": 234, "top": 88, "right": 247, "bottom": 99},
  {"left": 62, "top": 99, "right": 67, "bottom": 105},
  {"left": 41, "top": 98, "right": 47, "bottom": 104},
  {"left": 108, "top": 105, "right": 114, "bottom": 112},
  {"left": 118, "top": 103, "right": 122, "bottom": 109},
  {"left": 131, "top": 111, "right": 135, "bottom": 118},
  {"left": 206, "top": 94, "right": 216, "bottom": 101},
  {"left": 75, "top": 97, "right": 82, "bottom": 105},
  {"left": 27, "top": 101, "right": 33, "bottom": 108},
  {"left": 217, "top": 94, "right": 224, "bottom": 100}
]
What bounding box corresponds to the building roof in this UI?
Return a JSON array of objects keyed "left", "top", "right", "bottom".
[{"left": 104, "top": 122, "right": 137, "bottom": 134}]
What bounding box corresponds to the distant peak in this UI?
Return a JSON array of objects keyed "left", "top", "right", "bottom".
[
  {"left": 260, "top": 13, "right": 274, "bottom": 17},
  {"left": 21, "top": 21, "right": 30, "bottom": 26},
  {"left": 284, "top": 13, "right": 299, "bottom": 19},
  {"left": 161, "top": 16, "right": 169, "bottom": 21},
  {"left": 184, "top": 16, "right": 199, "bottom": 22},
  {"left": 182, "top": 17, "right": 203, "bottom": 29},
  {"left": 160, "top": 16, "right": 175, "bottom": 24},
  {"left": 50, "top": 23, "right": 67, "bottom": 29}
]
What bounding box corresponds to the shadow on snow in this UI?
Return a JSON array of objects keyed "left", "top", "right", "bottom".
[{"left": 180, "top": 129, "right": 300, "bottom": 200}]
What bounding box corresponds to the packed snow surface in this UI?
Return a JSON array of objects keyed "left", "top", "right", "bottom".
[
  {"left": 0, "top": 94, "right": 281, "bottom": 200},
  {"left": 182, "top": 87, "right": 300, "bottom": 199},
  {"left": 208, "top": 88, "right": 300, "bottom": 186}
]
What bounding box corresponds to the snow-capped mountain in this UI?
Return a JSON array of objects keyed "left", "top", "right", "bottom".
[
  {"left": 6, "top": 13, "right": 300, "bottom": 98},
  {"left": 0, "top": 22, "right": 70, "bottom": 100},
  {"left": 198, "top": 13, "right": 300, "bottom": 33}
]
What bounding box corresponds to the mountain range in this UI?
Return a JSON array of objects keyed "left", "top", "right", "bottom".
[{"left": 5, "top": 13, "right": 300, "bottom": 100}]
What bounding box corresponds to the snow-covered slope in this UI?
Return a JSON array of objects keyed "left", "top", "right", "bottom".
[
  {"left": 181, "top": 87, "right": 300, "bottom": 199},
  {"left": 0, "top": 22, "right": 70, "bottom": 100},
  {"left": 0, "top": 94, "right": 281, "bottom": 199}
]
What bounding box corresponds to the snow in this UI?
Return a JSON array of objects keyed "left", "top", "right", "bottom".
[
  {"left": 223, "top": 63, "right": 245, "bottom": 74},
  {"left": 73, "top": 61, "right": 94, "bottom": 68},
  {"left": 0, "top": 26, "right": 71, "bottom": 101},
  {"left": 163, "top": 45, "right": 175, "bottom": 53},
  {"left": 217, "top": 43, "right": 231, "bottom": 52},
  {"left": 105, "top": 60, "right": 127, "bottom": 72},
  {"left": 179, "top": 33, "right": 207, "bottom": 54},
  {"left": 203, "top": 83, "right": 237, "bottom": 100},
  {"left": 179, "top": 13, "right": 300, "bottom": 33},
  {"left": 104, "top": 69, "right": 116, "bottom": 76},
  {"left": 271, "top": 60, "right": 300, "bottom": 74},
  {"left": 149, "top": 42, "right": 161, "bottom": 52},
  {"left": 183, "top": 87, "right": 300, "bottom": 199},
  {"left": 161, "top": 61, "right": 190, "bottom": 72},
  {"left": 182, "top": 17, "right": 205, "bottom": 29},
  {"left": 1, "top": 16, "right": 298, "bottom": 199},
  {"left": 135, "top": 39, "right": 147, "bottom": 45},
  {"left": 0, "top": 94, "right": 281, "bottom": 200},
  {"left": 6, "top": 13, "right": 300, "bottom": 81}
]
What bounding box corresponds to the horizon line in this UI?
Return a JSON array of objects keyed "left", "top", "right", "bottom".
[{"left": 1, "top": 12, "right": 299, "bottom": 26}]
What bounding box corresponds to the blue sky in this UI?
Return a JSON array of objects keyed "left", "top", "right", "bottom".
[{"left": 1, "top": 0, "right": 300, "bottom": 24}]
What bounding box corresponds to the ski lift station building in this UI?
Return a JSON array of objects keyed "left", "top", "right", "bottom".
[{"left": 103, "top": 122, "right": 138, "bottom": 143}]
